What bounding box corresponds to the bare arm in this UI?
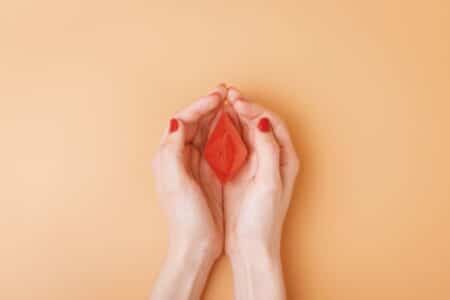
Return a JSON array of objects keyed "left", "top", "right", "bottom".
[
  {"left": 225, "top": 87, "right": 300, "bottom": 300},
  {"left": 150, "top": 239, "right": 217, "bottom": 300},
  {"left": 150, "top": 85, "right": 226, "bottom": 300},
  {"left": 229, "top": 242, "right": 286, "bottom": 299}
]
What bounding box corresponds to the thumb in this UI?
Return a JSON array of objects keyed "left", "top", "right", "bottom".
[
  {"left": 164, "top": 118, "right": 185, "bottom": 151},
  {"left": 160, "top": 118, "right": 188, "bottom": 181},
  {"left": 253, "top": 117, "right": 281, "bottom": 182}
]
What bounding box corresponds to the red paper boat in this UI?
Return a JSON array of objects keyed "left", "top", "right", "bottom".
[{"left": 204, "top": 112, "right": 248, "bottom": 183}]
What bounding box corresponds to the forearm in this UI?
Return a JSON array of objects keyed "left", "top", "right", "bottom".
[
  {"left": 229, "top": 241, "right": 286, "bottom": 300},
  {"left": 150, "top": 239, "right": 217, "bottom": 300}
]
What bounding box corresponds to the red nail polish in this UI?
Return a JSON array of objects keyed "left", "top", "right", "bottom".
[
  {"left": 169, "top": 118, "right": 178, "bottom": 133},
  {"left": 258, "top": 117, "right": 271, "bottom": 132}
]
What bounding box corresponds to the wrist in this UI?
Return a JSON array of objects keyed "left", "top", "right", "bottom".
[
  {"left": 227, "top": 239, "right": 286, "bottom": 300},
  {"left": 151, "top": 236, "right": 219, "bottom": 300},
  {"left": 226, "top": 233, "right": 281, "bottom": 257},
  {"left": 227, "top": 238, "right": 281, "bottom": 266},
  {"left": 169, "top": 234, "right": 222, "bottom": 264}
]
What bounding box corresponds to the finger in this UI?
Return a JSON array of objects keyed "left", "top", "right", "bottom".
[
  {"left": 232, "top": 99, "right": 265, "bottom": 120},
  {"left": 175, "top": 93, "right": 223, "bottom": 124},
  {"left": 227, "top": 86, "right": 245, "bottom": 103},
  {"left": 252, "top": 117, "right": 281, "bottom": 182},
  {"left": 233, "top": 99, "right": 300, "bottom": 183},
  {"left": 177, "top": 85, "right": 225, "bottom": 145},
  {"left": 203, "top": 84, "right": 228, "bottom": 125},
  {"left": 160, "top": 118, "right": 189, "bottom": 183},
  {"left": 223, "top": 86, "right": 248, "bottom": 135},
  {"left": 223, "top": 103, "right": 242, "bottom": 132},
  {"left": 190, "top": 145, "right": 201, "bottom": 181},
  {"left": 209, "top": 83, "right": 227, "bottom": 99}
]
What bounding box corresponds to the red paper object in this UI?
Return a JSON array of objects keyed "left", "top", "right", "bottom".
[{"left": 204, "top": 112, "right": 248, "bottom": 183}]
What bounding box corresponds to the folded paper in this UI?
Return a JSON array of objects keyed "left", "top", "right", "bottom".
[{"left": 204, "top": 112, "right": 248, "bottom": 183}]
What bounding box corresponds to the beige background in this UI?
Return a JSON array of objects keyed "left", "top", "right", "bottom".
[{"left": 1, "top": 0, "right": 450, "bottom": 299}]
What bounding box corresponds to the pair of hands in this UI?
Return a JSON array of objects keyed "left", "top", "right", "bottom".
[{"left": 151, "top": 84, "right": 299, "bottom": 300}]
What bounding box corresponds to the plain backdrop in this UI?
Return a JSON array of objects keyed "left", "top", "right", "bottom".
[{"left": 1, "top": 0, "right": 449, "bottom": 299}]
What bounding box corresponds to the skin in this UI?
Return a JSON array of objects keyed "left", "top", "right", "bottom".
[{"left": 150, "top": 85, "right": 300, "bottom": 300}]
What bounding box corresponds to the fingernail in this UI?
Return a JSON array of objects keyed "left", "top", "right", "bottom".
[
  {"left": 208, "top": 91, "right": 222, "bottom": 98},
  {"left": 258, "top": 117, "right": 271, "bottom": 132},
  {"left": 169, "top": 118, "right": 178, "bottom": 133}
]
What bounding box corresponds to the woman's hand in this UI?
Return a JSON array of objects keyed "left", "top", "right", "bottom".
[
  {"left": 150, "top": 84, "right": 299, "bottom": 300},
  {"left": 224, "top": 87, "right": 300, "bottom": 300},
  {"left": 150, "top": 85, "right": 226, "bottom": 300}
]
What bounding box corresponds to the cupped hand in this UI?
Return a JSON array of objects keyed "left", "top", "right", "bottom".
[
  {"left": 224, "top": 87, "right": 300, "bottom": 255},
  {"left": 151, "top": 84, "right": 299, "bottom": 300},
  {"left": 152, "top": 85, "right": 227, "bottom": 259}
]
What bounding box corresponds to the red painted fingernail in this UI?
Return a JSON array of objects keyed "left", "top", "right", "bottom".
[
  {"left": 258, "top": 117, "right": 271, "bottom": 132},
  {"left": 169, "top": 118, "right": 178, "bottom": 133}
]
